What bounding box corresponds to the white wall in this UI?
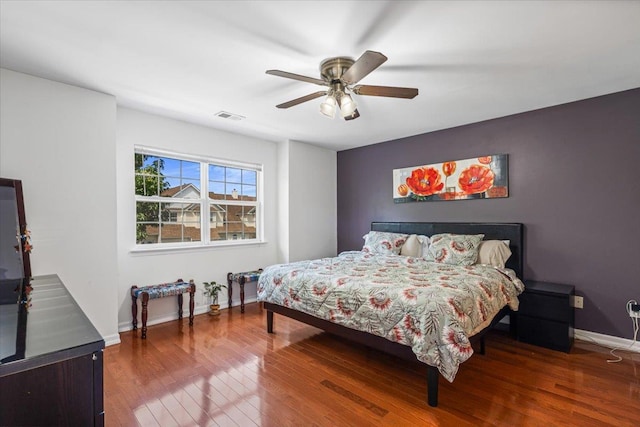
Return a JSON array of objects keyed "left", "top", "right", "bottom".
[
  {"left": 0, "top": 68, "right": 119, "bottom": 343},
  {"left": 1, "top": 68, "right": 338, "bottom": 340},
  {"left": 116, "top": 108, "right": 279, "bottom": 329},
  {"left": 286, "top": 140, "right": 337, "bottom": 262},
  {"left": 276, "top": 141, "right": 290, "bottom": 262}
]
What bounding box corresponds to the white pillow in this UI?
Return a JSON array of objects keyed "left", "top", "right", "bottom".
[
  {"left": 418, "top": 234, "right": 430, "bottom": 256},
  {"left": 476, "top": 240, "right": 512, "bottom": 268},
  {"left": 400, "top": 234, "right": 421, "bottom": 257},
  {"left": 400, "top": 234, "right": 430, "bottom": 257}
]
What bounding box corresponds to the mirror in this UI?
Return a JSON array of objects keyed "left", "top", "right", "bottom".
[
  {"left": 0, "top": 178, "right": 30, "bottom": 364},
  {"left": 0, "top": 177, "right": 31, "bottom": 303}
]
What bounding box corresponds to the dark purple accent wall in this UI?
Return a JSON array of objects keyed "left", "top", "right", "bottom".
[{"left": 337, "top": 88, "right": 640, "bottom": 339}]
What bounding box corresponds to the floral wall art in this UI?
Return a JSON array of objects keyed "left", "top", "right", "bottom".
[{"left": 393, "top": 154, "right": 508, "bottom": 203}]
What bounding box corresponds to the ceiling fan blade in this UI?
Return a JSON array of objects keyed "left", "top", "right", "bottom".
[
  {"left": 276, "top": 91, "right": 327, "bottom": 109},
  {"left": 341, "top": 50, "right": 388, "bottom": 85},
  {"left": 343, "top": 109, "right": 360, "bottom": 121},
  {"left": 266, "top": 70, "right": 327, "bottom": 86},
  {"left": 352, "top": 85, "right": 418, "bottom": 99}
]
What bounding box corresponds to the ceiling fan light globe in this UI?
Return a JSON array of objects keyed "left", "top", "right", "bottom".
[
  {"left": 339, "top": 94, "right": 357, "bottom": 117},
  {"left": 319, "top": 95, "right": 337, "bottom": 119}
]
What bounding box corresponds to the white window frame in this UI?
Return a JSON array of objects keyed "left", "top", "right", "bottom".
[{"left": 133, "top": 145, "right": 263, "bottom": 251}]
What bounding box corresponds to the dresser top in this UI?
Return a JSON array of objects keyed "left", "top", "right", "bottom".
[{"left": 0, "top": 274, "right": 104, "bottom": 376}]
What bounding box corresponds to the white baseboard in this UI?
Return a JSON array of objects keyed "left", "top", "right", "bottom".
[
  {"left": 116, "top": 298, "right": 258, "bottom": 334},
  {"left": 575, "top": 329, "right": 639, "bottom": 353},
  {"left": 103, "top": 333, "right": 121, "bottom": 346}
]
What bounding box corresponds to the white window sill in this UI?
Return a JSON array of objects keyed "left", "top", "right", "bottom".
[{"left": 130, "top": 239, "right": 268, "bottom": 255}]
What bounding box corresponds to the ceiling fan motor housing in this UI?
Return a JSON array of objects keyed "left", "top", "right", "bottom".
[{"left": 320, "top": 57, "right": 355, "bottom": 83}]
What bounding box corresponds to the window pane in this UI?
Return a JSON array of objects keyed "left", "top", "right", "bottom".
[
  {"left": 242, "top": 170, "right": 257, "bottom": 186},
  {"left": 162, "top": 158, "right": 181, "bottom": 178},
  {"left": 136, "top": 202, "right": 159, "bottom": 244},
  {"left": 135, "top": 173, "right": 159, "bottom": 196},
  {"left": 210, "top": 224, "right": 226, "bottom": 241},
  {"left": 209, "top": 165, "right": 225, "bottom": 181},
  {"left": 226, "top": 184, "right": 240, "bottom": 200},
  {"left": 135, "top": 156, "right": 161, "bottom": 196},
  {"left": 157, "top": 202, "right": 202, "bottom": 243},
  {"left": 181, "top": 161, "right": 200, "bottom": 180},
  {"left": 157, "top": 158, "right": 201, "bottom": 196},
  {"left": 134, "top": 153, "right": 145, "bottom": 171},
  {"left": 142, "top": 155, "right": 162, "bottom": 169},
  {"left": 241, "top": 205, "right": 257, "bottom": 232},
  {"left": 137, "top": 202, "right": 159, "bottom": 221},
  {"left": 210, "top": 204, "right": 227, "bottom": 241},
  {"left": 226, "top": 167, "right": 242, "bottom": 184},
  {"left": 207, "top": 204, "right": 256, "bottom": 241},
  {"left": 227, "top": 204, "right": 256, "bottom": 240},
  {"left": 209, "top": 205, "right": 225, "bottom": 225},
  {"left": 241, "top": 184, "right": 257, "bottom": 199},
  {"left": 159, "top": 223, "right": 202, "bottom": 243},
  {"left": 209, "top": 181, "right": 225, "bottom": 197},
  {"left": 160, "top": 202, "right": 200, "bottom": 222},
  {"left": 135, "top": 155, "right": 172, "bottom": 196},
  {"left": 181, "top": 179, "right": 201, "bottom": 195}
]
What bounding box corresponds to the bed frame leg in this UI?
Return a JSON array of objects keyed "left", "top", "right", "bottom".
[
  {"left": 427, "top": 366, "right": 439, "bottom": 407},
  {"left": 267, "top": 310, "right": 274, "bottom": 333}
]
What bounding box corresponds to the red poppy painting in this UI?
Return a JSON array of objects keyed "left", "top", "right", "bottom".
[
  {"left": 405, "top": 167, "right": 444, "bottom": 196},
  {"left": 442, "top": 161, "right": 456, "bottom": 177},
  {"left": 393, "top": 154, "right": 508, "bottom": 203},
  {"left": 458, "top": 164, "right": 494, "bottom": 194}
]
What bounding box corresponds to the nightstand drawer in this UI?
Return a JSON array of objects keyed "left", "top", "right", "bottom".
[
  {"left": 519, "top": 292, "right": 571, "bottom": 323},
  {"left": 517, "top": 314, "right": 573, "bottom": 352}
]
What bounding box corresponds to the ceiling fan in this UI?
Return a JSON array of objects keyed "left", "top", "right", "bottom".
[{"left": 266, "top": 50, "right": 418, "bottom": 121}]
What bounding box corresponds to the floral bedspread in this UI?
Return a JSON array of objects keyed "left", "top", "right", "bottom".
[{"left": 257, "top": 251, "right": 524, "bottom": 382}]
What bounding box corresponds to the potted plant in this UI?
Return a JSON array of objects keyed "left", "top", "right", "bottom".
[{"left": 203, "top": 280, "right": 227, "bottom": 316}]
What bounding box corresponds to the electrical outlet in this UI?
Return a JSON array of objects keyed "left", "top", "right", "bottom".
[
  {"left": 628, "top": 300, "right": 640, "bottom": 318},
  {"left": 572, "top": 295, "right": 584, "bottom": 309}
]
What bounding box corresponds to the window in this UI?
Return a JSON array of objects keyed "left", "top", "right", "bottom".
[{"left": 134, "top": 147, "right": 262, "bottom": 247}]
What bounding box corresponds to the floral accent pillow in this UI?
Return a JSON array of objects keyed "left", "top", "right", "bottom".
[
  {"left": 362, "top": 231, "right": 408, "bottom": 255},
  {"left": 425, "top": 233, "right": 484, "bottom": 266}
]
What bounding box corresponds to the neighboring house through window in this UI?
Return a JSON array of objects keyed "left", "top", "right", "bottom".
[{"left": 134, "top": 146, "right": 262, "bottom": 247}]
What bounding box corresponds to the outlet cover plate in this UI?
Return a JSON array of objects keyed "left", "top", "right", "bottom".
[{"left": 572, "top": 295, "right": 584, "bottom": 309}]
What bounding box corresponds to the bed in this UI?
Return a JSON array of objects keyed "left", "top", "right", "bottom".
[{"left": 258, "top": 222, "right": 524, "bottom": 407}]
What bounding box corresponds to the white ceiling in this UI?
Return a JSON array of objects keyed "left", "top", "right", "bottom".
[{"left": 1, "top": 1, "right": 639, "bottom": 151}]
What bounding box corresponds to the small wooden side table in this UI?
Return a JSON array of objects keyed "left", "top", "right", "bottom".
[{"left": 227, "top": 269, "right": 262, "bottom": 313}]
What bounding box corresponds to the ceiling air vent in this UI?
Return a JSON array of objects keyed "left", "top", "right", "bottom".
[{"left": 214, "top": 111, "right": 245, "bottom": 121}]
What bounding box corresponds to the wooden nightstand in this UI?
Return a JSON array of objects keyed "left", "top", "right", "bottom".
[{"left": 517, "top": 280, "right": 575, "bottom": 352}]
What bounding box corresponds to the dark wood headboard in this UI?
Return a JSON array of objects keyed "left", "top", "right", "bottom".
[{"left": 371, "top": 222, "right": 524, "bottom": 279}]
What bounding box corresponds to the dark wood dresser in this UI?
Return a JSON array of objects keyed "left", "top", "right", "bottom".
[
  {"left": 0, "top": 274, "right": 105, "bottom": 426},
  {"left": 517, "top": 279, "right": 575, "bottom": 352}
]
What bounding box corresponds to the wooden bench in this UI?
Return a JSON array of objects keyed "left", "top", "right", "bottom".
[
  {"left": 131, "top": 279, "right": 196, "bottom": 339},
  {"left": 227, "top": 270, "right": 262, "bottom": 313}
]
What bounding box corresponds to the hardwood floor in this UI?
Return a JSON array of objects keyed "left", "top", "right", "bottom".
[{"left": 105, "top": 303, "right": 639, "bottom": 426}]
